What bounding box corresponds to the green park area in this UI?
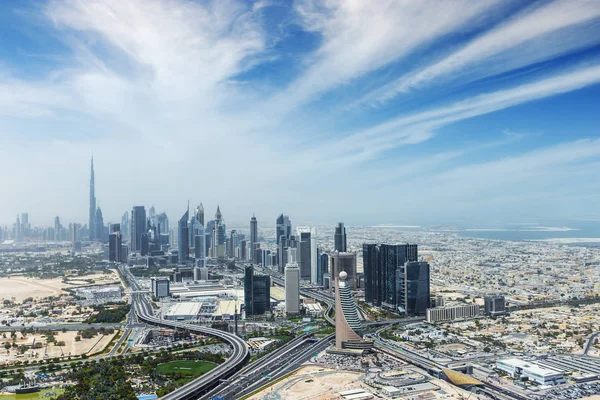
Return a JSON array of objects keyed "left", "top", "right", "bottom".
[{"left": 156, "top": 360, "right": 216, "bottom": 377}]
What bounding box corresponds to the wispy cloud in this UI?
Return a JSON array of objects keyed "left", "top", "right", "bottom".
[{"left": 356, "top": 0, "right": 600, "bottom": 107}]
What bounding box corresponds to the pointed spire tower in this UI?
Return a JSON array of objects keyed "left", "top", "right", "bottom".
[
  {"left": 196, "top": 202, "right": 205, "bottom": 226},
  {"left": 215, "top": 205, "right": 222, "bottom": 222}
]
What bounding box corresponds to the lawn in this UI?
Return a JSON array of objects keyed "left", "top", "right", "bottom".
[
  {"left": 0, "top": 388, "right": 64, "bottom": 400},
  {"left": 156, "top": 360, "right": 216, "bottom": 377}
]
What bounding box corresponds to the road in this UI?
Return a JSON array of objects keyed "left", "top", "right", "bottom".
[
  {"left": 584, "top": 332, "right": 600, "bottom": 355},
  {"left": 0, "top": 323, "right": 126, "bottom": 331},
  {"left": 117, "top": 265, "right": 250, "bottom": 400}
]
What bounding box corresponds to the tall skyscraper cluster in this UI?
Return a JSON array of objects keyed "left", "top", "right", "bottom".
[{"left": 363, "top": 243, "right": 430, "bottom": 316}]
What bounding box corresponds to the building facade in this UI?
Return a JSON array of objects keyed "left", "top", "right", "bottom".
[
  {"left": 397, "top": 261, "right": 430, "bottom": 316},
  {"left": 244, "top": 265, "right": 271, "bottom": 316},
  {"left": 285, "top": 262, "right": 300, "bottom": 314},
  {"left": 426, "top": 304, "right": 480, "bottom": 323},
  {"left": 335, "top": 271, "right": 363, "bottom": 350}
]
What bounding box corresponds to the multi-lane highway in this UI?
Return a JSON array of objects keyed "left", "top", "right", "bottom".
[{"left": 118, "top": 265, "right": 250, "bottom": 400}]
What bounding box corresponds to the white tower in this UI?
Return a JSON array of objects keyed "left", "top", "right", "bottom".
[{"left": 285, "top": 262, "right": 300, "bottom": 314}]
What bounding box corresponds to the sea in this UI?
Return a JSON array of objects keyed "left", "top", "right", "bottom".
[{"left": 452, "top": 219, "right": 600, "bottom": 243}]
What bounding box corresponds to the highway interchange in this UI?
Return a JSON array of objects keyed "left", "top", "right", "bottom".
[{"left": 116, "top": 262, "right": 522, "bottom": 400}]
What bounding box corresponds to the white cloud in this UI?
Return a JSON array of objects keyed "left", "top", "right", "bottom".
[
  {"left": 357, "top": 0, "right": 600, "bottom": 106},
  {"left": 261, "top": 0, "right": 506, "bottom": 115}
]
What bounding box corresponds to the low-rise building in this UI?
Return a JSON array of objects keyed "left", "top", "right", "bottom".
[
  {"left": 426, "top": 304, "right": 480, "bottom": 323},
  {"left": 496, "top": 359, "right": 566, "bottom": 386}
]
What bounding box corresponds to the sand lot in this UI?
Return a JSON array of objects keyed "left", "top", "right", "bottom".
[
  {"left": 0, "top": 272, "right": 120, "bottom": 302},
  {"left": 0, "top": 330, "right": 117, "bottom": 364},
  {"left": 247, "top": 366, "right": 363, "bottom": 400}
]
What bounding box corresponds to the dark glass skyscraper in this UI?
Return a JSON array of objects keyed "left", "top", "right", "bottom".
[
  {"left": 131, "top": 206, "right": 146, "bottom": 253},
  {"left": 109, "top": 224, "right": 121, "bottom": 262},
  {"left": 244, "top": 265, "right": 270, "bottom": 316},
  {"left": 397, "top": 261, "right": 430, "bottom": 316},
  {"left": 250, "top": 214, "right": 258, "bottom": 262},
  {"left": 334, "top": 222, "right": 347, "bottom": 252},
  {"left": 89, "top": 157, "right": 96, "bottom": 241},
  {"left": 317, "top": 252, "right": 329, "bottom": 286},
  {"left": 363, "top": 243, "right": 419, "bottom": 309},
  {"left": 297, "top": 230, "right": 312, "bottom": 280},
  {"left": 178, "top": 208, "right": 189, "bottom": 264}
]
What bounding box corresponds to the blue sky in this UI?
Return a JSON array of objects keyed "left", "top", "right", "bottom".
[{"left": 1, "top": 0, "right": 599, "bottom": 227}]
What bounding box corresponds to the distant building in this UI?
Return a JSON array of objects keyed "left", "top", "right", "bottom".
[
  {"left": 317, "top": 252, "right": 329, "bottom": 286},
  {"left": 426, "top": 304, "right": 480, "bottom": 323},
  {"left": 334, "top": 222, "right": 347, "bottom": 252},
  {"left": 276, "top": 214, "right": 292, "bottom": 245},
  {"left": 244, "top": 265, "right": 270, "bottom": 316},
  {"left": 330, "top": 252, "right": 357, "bottom": 290},
  {"left": 89, "top": 157, "right": 96, "bottom": 241},
  {"left": 250, "top": 214, "right": 258, "bottom": 262},
  {"left": 196, "top": 202, "right": 204, "bottom": 226},
  {"left": 140, "top": 233, "right": 149, "bottom": 256},
  {"left": 151, "top": 277, "right": 170, "bottom": 298},
  {"left": 131, "top": 206, "right": 146, "bottom": 253},
  {"left": 484, "top": 295, "right": 506, "bottom": 316},
  {"left": 397, "top": 261, "right": 430, "bottom": 316},
  {"left": 178, "top": 207, "right": 189, "bottom": 264},
  {"left": 109, "top": 228, "right": 122, "bottom": 262},
  {"left": 285, "top": 262, "right": 300, "bottom": 314}
]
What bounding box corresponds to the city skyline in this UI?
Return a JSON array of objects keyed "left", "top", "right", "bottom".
[{"left": 1, "top": 0, "right": 599, "bottom": 226}]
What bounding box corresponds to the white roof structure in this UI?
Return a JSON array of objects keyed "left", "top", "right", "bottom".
[{"left": 165, "top": 302, "right": 202, "bottom": 317}]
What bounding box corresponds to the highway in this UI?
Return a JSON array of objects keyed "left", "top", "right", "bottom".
[{"left": 117, "top": 265, "right": 250, "bottom": 400}]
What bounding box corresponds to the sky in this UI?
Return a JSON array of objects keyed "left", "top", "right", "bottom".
[{"left": 1, "top": 0, "right": 600, "bottom": 228}]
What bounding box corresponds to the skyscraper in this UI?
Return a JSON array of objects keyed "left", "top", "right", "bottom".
[
  {"left": 157, "top": 212, "right": 168, "bottom": 237},
  {"left": 95, "top": 207, "right": 104, "bottom": 241},
  {"left": 285, "top": 262, "right": 300, "bottom": 314},
  {"left": 250, "top": 214, "right": 258, "bottom": 262},
  {"left": 54, "top": 216, "right": 61, "bottom": 241},
  {"left": 212, "top": 206, "right": 225, "bottom": 260},
  {"left": 244, "top": 265, "right": 271, "bottom": 316},
  {"left": 15, "top": 215, "right": 21, "bottom": 242},
  {"left": 334, "top": 222, "right": 347, "bottom": 252},
  {"left": 20, "top": 213, "right": 29, "bottom": 239},
  {"left": 363, "top": 243, "right": 419, "bottom": 309},
  {"left": 276, "top": 214, "right": 291, "bottom": 245},
  {"left": 131, "top": 206, "right": 146, "bottom": 253},
  {"left": 296, "top": 227, "right": 312, "bottom": 280},
  {"left": 121, "top": 212, "right": 130, "bottom": 240},
  {"left": 397, "top": 261, "right": 430, "bottom": 316},
  {"left": 196, "top": 203, "right": 204, "bottom": 226},
  {"left": 310, "top": 227, "right": 317, "bottom": 284},
  {"left": 89, "top": 156, "right": 96, "bottom": 241},
  {"left": 335, "top": 271, "right": 364, "bottom": 350},
  {"left": 109, "top": 225, "right": 122, "bottom": 262},
  {"left": 317, "top": 252, "right": 329, "bottom": 286},
  {"left": 278, "top": 236, "right": 289, "bottom": 274},
  {"left": 178, "top": 207, "right": 190, "bottom": 264}
]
